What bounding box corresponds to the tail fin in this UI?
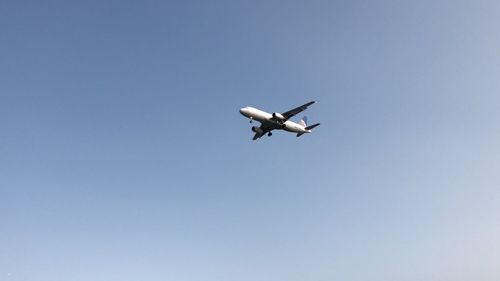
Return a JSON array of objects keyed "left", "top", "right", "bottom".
[
  {"left": 305, "top": 123, "right": 320, "bottom": 130},
  {"left": 299, "top": 116, "right": 308, "bottom": 127}
]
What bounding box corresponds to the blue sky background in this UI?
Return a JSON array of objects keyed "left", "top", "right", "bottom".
[{"left": 1, "top": 1, "right": 500, "bottom": 280}]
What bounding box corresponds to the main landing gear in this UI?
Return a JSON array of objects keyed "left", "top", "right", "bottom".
[{"left": 268, "top": 132, "right": 272, "bottom": 137}]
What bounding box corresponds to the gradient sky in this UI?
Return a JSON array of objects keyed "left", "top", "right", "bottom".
[{"left": 1, "top": 1, "right": 500, "bottom": 280}]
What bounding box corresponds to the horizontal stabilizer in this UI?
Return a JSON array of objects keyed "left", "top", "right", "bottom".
[{"left": 305, "top": 123, "right": 320, "bottom": 130}]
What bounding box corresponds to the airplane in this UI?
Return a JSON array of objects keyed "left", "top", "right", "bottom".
[{"left": 239, "top": 101, "right": 320, "bottom": 140}]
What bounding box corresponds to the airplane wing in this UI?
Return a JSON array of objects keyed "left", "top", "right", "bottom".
[
  {"left": 252, "top": 132, "right": 264, "bottom": 141},
  {"left": 281, "top": 101, "right": 315, "bottom": 120},
  {"left": 252, "top": 125, "right": 272, "bottom": 140}
]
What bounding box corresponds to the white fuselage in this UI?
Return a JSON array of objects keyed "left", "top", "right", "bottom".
[{"left": 239, "top": 107, "right": 311, "bottom": 134}]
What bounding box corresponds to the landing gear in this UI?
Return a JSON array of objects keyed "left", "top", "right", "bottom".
[
  {"left": 268, "top": 132, "right": 272, "bottom": 137},
  {"left": 249, "top": 117, "right": 253, "bottom": 123}
]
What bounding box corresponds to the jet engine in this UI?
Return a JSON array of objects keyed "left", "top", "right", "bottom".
[
  {"left": 272, "top": 112, "right": 286, "bottom": 121},
  {"left": 251, "top": 126, "right": 263, "bottom": 134}
]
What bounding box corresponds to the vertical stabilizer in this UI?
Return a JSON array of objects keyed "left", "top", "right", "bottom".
[{"left": 299, "top": 116, "right": 308, "bottom": 127}]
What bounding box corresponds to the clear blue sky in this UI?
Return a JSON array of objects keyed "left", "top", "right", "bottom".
[{"left": 1, "top": 1, "right": 500, "bottom": 280}]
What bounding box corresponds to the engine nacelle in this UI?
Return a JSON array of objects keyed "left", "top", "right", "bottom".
[
  {"left": 251, "top": 126, "right": 263, "bottom": 134},
  {"left": 272, "top": 112, "right": 285, "bottom": 120}
]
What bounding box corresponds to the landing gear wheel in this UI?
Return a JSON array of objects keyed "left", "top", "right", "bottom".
[{"left": 268, "top": 132, "right": 272, "bottom": 137}]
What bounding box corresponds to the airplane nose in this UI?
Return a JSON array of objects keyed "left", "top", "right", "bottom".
[{"left": 239, "top": 107, "right": 247, "bottom": 115}]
